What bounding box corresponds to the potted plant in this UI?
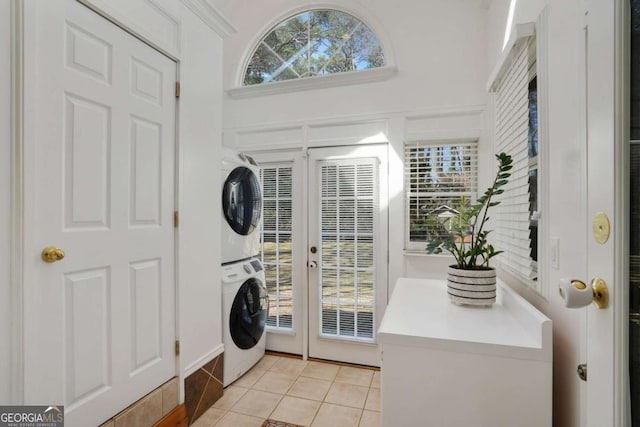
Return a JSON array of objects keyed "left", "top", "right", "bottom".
[{"left": 426, "top": 152, "right": 513, "bottom": 306}]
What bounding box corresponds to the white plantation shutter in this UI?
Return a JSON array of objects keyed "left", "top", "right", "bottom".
[
  {"left": 493, "top": 41, "right": 536, "bottom": 280},
  {"left": 319, "top": 159, "right": 377, "bottom": 341},
  {"left": 404, "top": 141, "right": 478, "bottom": 251},
  {"left": 260, "top": 164, "right": 294, "bottom": 330}
]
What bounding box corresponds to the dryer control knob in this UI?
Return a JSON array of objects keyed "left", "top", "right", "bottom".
[{"left": 243, "top": 264, "right": 252, "bottom": 274}]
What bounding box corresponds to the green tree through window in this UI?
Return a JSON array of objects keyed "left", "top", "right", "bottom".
[{"left": 244, "top": 10, "right": 385, "bottom": 85}]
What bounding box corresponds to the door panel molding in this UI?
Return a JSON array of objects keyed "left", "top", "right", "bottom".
[{"left": 9, "top": 0, "right": 25, "bottom": 405}]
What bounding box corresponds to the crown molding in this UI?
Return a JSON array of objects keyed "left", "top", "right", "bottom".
[{"left": 180, "top": 0, "right": 236, "bottom": 38}]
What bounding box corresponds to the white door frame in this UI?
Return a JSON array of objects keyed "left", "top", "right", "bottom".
[
  {"left": 614, "top": 0, "right": 631, "bottom": 422},
  {"left": 584, "top": 0, "right": 629, "bottom": 424},
  {"left": 9, "top": 0, "right": 181, "bottom": 405}
]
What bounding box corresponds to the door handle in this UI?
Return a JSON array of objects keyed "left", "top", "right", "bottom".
[
  {"left": 41, "top": 246, "right": 65, "bottom": 263},
  {"left": 577, "top": 363, "right": 587, "bottom": 381},
  {"left": 558, "top": 277, "right": 608, "bottom": 309},
  {"left": 308, "top": 260, "right": 317, "bottom": 269}
]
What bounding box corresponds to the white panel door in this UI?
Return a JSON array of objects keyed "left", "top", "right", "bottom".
[
  {"left": 583, "top": 0, "right": 625, "bottom": 425},
  {"left": 22, "top": 1, "right": 177, "bottom": 426},
  {"left": 307, "top": 145, "right": 388, "bottom": 367}
]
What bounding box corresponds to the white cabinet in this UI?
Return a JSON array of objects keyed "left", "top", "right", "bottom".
[{"left": 378, "top": 278, "right": 552, "bottom": 427}]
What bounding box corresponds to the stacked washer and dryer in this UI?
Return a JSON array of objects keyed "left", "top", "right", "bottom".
[{"left": 220, "top": 147, "right": 269, "bottom": 387}]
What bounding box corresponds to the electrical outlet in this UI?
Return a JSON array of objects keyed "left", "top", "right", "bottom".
[{"left": 550, "top": 237, "right": 559, "bottom": 269}]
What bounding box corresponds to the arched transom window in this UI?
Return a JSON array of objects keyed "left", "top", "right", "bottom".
[{"left": 243, "top": 9, "right": 385, "bottom": 86}]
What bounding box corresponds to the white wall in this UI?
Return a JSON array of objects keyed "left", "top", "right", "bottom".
[
  {"left": 2, "top": 0, "right": 229, "bottom": 402},
  {"left": 219, "top": 0, "right": 491, "bottom": 295},
  {"left": 487, "top": 1, "right": 586, "bottom": 426},
  {"left": 219, "top": 0, "right": 489, "bottom": 128},
  {"left": 175, "top": 9, "right": 225, "bottom": 377},
  {"left": 0, "top": 0, "right": 12, "bottom": 404}
]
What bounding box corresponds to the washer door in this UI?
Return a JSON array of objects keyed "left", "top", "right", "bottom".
[
  {"left": 222, "top": 166, "right": 262, "bottom": 236},
  {"left": 229, "top": 277, "right": 269, "bottom": 350}
]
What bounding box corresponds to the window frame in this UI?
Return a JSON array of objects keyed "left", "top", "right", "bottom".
[
  {"left": 242, "top": 9, "right": 386, "bottom": 86},
  {"left": 490, "top": 28, "right": 548, "bottom": 296},
  {"left": 403, "top": 139, "right": 479, "bottom": 253},
  {"left": 227, "top": 6, "right": 397, "bottom": 98}
]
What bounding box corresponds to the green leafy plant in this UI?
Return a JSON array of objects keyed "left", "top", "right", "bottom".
[{"left": 426, "top": 153, "right": 513, "bottom": 269}]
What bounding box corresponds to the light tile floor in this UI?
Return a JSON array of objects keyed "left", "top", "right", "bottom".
[{"left": 192, "top": 354, "right": 381, "bottom": 427}]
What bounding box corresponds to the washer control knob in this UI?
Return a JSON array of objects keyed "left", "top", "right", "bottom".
[{"left": 243, "top": 264, "right": 252, "bottom": 274}]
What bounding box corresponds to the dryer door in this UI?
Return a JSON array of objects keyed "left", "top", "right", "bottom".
[
  {"left": 229, "top": 277, "right": 269, "bottom": 349},
  {"left": 222, "top": 166, "right": 262, "bottom": 235}
]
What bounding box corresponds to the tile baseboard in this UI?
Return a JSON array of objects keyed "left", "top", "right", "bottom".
[{"left": 184, "top": 352, "right": 224, "bottom": 425}]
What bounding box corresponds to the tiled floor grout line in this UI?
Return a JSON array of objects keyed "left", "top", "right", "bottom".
[{"left": 205, "top": 354, "right": 380, "bottom": 427}]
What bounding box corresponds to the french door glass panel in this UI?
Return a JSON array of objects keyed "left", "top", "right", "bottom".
[
  {"left": 319, "top": 161, "right": 376, "bottom": 340},
  {"left": 260, "top": 164, "right": 294, "bottom": 330}
]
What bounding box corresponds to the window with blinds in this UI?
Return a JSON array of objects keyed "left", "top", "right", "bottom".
[
  {"left": 260, "top": 164, "right": 293, "bottom": 330},
  {"left": 493, "top": 38, "right": 539, "bottom": 284},
  {"left": 319, "top": 159, "right": 377, "bottom": 341},
  {"left": 404, "top": 141, "right": 478, "bottom": 251}
]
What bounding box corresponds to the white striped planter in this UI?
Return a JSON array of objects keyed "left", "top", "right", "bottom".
[{"left": 447, "top": 266, "right": 497, "bottom": 306}]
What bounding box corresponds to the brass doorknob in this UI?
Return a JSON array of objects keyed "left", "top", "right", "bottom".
[
  {"left": 42, "top": 246, "right": 65, "bottom": 263},
  {"left": 558, "top": 277, "right": 609, "bottom": 309}
]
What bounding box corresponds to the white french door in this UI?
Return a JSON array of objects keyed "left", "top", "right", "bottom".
[
  {"left": 257, "top": 151, "right": 305, "bottom": 356},
  {"left": 255, "top": 145, "right": 388, "bottom": 366},
  {"left": 22, "top": 1, "right": 177, "bottom": 426},
  {"left": 307, "top": 145, "right": 388, "bottom": 367}
]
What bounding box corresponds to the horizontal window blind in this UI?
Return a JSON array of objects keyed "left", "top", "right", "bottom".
[
  {"left": 494, "top": 41, "right": 537, "bottom": 280},
  {"left": 260, "top": 164, "right": 294, "bottom": 330},
  {"left": 404, "top": 141, "right": 478, "bottom": 250},
  {"left": 319, "top": 159, "right": 377, "bottom": 341}
]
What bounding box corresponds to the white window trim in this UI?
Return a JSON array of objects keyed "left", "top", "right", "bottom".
[
  {"left": 487, "top": 22, "right": 535, "bottom": 92},
  {"left": 227, "top": 65, "right": 397, "bottom": 99}
]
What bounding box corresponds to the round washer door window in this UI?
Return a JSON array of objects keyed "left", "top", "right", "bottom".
[
  {"left": 229, "top": 278, "right": 269, "bottom": 350},
  {"left": 222, "top": 166, "right": 262, "bottom": 236}
]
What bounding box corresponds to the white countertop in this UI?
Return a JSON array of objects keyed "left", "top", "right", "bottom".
[{"left": 377, "top": 278, "right": 552, "bottom": 361}]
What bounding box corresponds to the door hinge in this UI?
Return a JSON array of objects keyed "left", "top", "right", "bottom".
[
  {"left": 174, "top": 211, "right": 179, "bottom": 228},
  {"left": 577, "top": 363, "right": 587, "bottom": 381},
  {"left": 175, "top": 340, "right": 180, "bottom": 356},
  {"left": 175, "top": 81, "right": 181, "bottom": 98}
]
